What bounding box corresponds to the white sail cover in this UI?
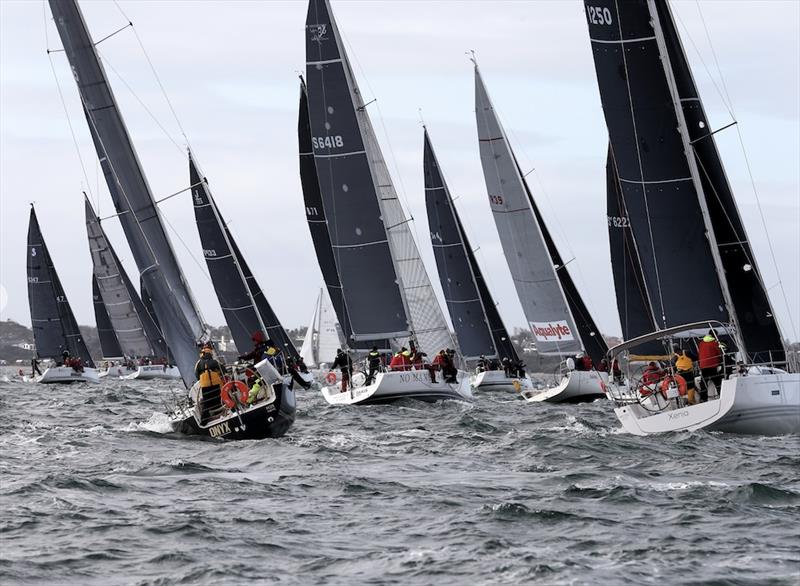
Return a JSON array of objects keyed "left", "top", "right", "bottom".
[
  {"left": 300, "top": 288, "right": 344, "bottom": 367},
  {"left": 474, "top": 67, "right": 582, "bottom": 356}
]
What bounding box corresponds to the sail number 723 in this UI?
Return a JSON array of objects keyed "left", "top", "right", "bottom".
[
  {"left": 312, "top": 136, "right": 344, "bottom": 149},
  {"left": 586, "top": 6, "right": 613, "bottom": 25}
]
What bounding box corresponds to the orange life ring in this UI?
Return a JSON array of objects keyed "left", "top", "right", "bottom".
[
  {"left": 659, "top": 374, "right": 687, "bottom": 398},
  {"left": 221, "top": 380, "right": 249, "bottom": 408},
  {"left": 325, "top": 371, "right": 337, "bottom": 385}
]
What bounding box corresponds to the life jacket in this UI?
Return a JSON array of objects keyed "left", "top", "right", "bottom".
[
  {"left": 389, "top": 353, "right": 411, "bottom": 371},
  {"left": 266, "top": 346, "right": 278, "bottom": 357},
  {"left": 198, "top": 359, "right": 223, "bottom": 388},
  {"left": 642, "top": 366, "right": 663, "bottom": 385},
  {"left": 368, "top": 351, "right": 381, "bottom": 367},
  {"left": 675, "top": 353, "right": 693, "bottom": 372},
  {"left": 697, "top": 341, "right": 722, "bottom": 369}
]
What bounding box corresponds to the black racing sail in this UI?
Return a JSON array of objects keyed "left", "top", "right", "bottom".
[
  {"left": 653, "top": 1, "right": 784, "bottom": 363},
  {"left": 138, "top": 277, "right": 172, "bottom": 362},
  {"left": 584, "top": 0, "right": 784, "bottom": 363},
  {"left": 93, "top": 275, "right": 123, "bottom": 359},
  {"left": 424, "top": 129, "right": 514, "bottom": 361},
  {"left": 606, "top": 146, "right": 657, "bottom": 341},
  {"left": 190, "top": 155, "right": 298, "bottom": 358},
  {"left": 27, "top": 206, "right": 95, "bottom": 367},
  {"left": 298, "top": 78, "right": 353, "bottom": 345}
]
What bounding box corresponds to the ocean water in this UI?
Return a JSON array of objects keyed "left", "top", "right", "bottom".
[{"left": 0, "top": 366, "right": 798, "bottom": 585}]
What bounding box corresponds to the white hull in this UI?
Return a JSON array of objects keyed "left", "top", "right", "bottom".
[
  {"left": 321, "top": 369, "right": 473, "bottom": 406},
  {"left": 471, "top": 370, "right": 533, "bottom": 394},
  {"left": 26, "top": 366, "right": 100, "bottom": 384},
  {"left": 122, "top": 364, "right": 182, "bottom": 381},
  {"left": 614, "top": 373, "right": 800, "bottom": 436},
  {"left": 99, "top": 365, "right": 138, "bottom": 378},
  {"left": 521, "top": 370, "right": 607, "bottom": 403}
]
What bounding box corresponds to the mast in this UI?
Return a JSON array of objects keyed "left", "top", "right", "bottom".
[
  {"left": 92, "top": 275, "right": 123, "bottom": 360},
  {"left": 424, "top": 128, "right": 503, "bottom": 360},
  {"left": 27, "top": 206, "right": 95, "bottom": 367},
  {"left": 49, "top": 0, "right": 206, "bottom": 387},
  {"left": 474, "top": 64, "right": 588, "bottom": 358},
  {"left": 305, "top": 0, "right": 454, "bottom": 356}
]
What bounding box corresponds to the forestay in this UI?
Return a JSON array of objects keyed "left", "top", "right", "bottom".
[
  {"left": 50, "top": 0, "right": 206, "bottom": 387},
  {"left": 27, "top": 207, "right": 95, "bottom": 367},
  {"left": 474, "top": 66, "right": 582, "bottom": 357}
]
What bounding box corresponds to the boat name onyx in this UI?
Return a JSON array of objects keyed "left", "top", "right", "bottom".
[{"left": 209, "top": 421, "right": 231, "bottom": 438}]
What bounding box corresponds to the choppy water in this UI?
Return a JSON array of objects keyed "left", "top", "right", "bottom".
[{"left": 0, "top": 366, "right": 798, "bottom": 585}]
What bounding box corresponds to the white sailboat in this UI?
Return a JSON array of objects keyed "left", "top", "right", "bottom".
[
  {"left": 585, "top": 0, "right": 799, "bottom": 435},
  {"left": 300, "top": 288, "right": 344, "bottom": 373}
]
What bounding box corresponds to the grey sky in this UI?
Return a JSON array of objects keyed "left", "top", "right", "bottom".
[{"left": 1, "top": 0, "right": 798, "bottom": 342}]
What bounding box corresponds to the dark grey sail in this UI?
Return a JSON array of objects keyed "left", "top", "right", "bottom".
[
  {"left": 298, "top": 78, "right": 353, "bottom": 344},
  {"left": 606, "top": 146, "right": 658, "bottom": 343},
  {"left": 583, "top": 0, "right": 730, "bottom": 332},
  {"left": 653, "top": 0, "right": 784, "bottom": 363},
  {"left": 138, "top": 278, "right": 172, "bottom": 362},
  {"left": 27, "top": 207, "right": 95, "bottom": 367},
  {"left": 305, "top": 0, "right": 410, "bottom": 343},
  {"left": 424, "top": 129, "right": 500, "bottom": 360},
  {"left": 93, "top": 275, "right": 123, "bottom": 359},
  {"left": 50, "top": 0, "right": 206, "bottom": 387},
  {"left": 191, "top": 155, "right": 298, "bottom": 358}
]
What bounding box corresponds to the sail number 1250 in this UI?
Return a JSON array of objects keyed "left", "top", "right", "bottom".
[{"left": 586, "top": 5, "right": 613, "bottom": 26}]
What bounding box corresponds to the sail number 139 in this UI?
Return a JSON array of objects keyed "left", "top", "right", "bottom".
[{"left": 586, "top": 6, "right": 613, "bottom": 25}]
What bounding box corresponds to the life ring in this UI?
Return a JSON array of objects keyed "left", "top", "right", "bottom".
[
  {"left": 325, "top": 371, "right": 337, "bottom": 385},
  {"left": 659, "top": 374, "right": 687, "bottom": 398},
  {"left": 221, "top": 380, "right": 249, "bottom": 408}
]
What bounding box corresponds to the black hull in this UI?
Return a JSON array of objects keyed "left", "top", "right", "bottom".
[
  {"left": 175, "top": 387, "right": 296, "bottom": 440},
  {"left": 549, "top": 392, "right": 606, "bottom": 405}
]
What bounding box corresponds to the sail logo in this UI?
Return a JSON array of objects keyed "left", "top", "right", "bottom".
[
  {"left": 431, "top": 231, "right": 442, "bottom": 243},
  {"left": 530, "top": 321, "right": 575, "bottom": 342},
  {"left": 308, "top": 24, "right": 328, "bottom": 42}
]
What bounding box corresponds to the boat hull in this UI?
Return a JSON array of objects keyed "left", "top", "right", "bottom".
[
  {"left": 99, "top": 365, "right": 138, "bottom": 378},
  {"left": 321, "top": 370, "right": 473, "bottom": 405},
  {"left": 28, "top": 366, "right": 100, "bottom": 384},
  {"left": 521, "top": 370, "right": 607, "bottom": 403},
  {"left": 471, "top": 370, "right": 533, "bottom": 394},
  {"left": 614, "top": 373, "right": 800, "bottom": 436},
  {"left": 122, "top": 364, "right": 182, "bottom": 381}
]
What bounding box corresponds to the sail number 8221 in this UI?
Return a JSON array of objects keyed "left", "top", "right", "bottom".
[
  {"left": 586, "top": 6, "right": 613, "bottom": 26},
  {"left": 312, "top": 136, "right": 344, "bottom": 149}
]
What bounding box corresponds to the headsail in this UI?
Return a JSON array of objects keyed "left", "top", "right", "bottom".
[
  {"left": 475, "top": 65, "right": 588, "bottom": 358},
  {"left": 85, "top": 196, "right": 156, "bottom": 358},
  {"left": 300, "top": 288, "right": 345, "bottom": 367},
  {"left": 27, "top": 206, "right": 95, "bottom": 367},
  {"left": 49, "top": 0, "right": 206, "bottom": 387},
  {"left": 424, "top": 129, "right": 502, "bottom": 360},
  {"left": 305, "top": 0, "right": 454, "bottom": 355},
  {"left": 190, "top": 155, "right": 297, "bottom": 359},
  {"left": 92, "top": 275, "right": 123, "bottom": 360}
]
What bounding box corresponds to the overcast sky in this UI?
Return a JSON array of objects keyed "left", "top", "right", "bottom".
[{"left": 1, "top": 0, "right": 798, "bottom": 342}]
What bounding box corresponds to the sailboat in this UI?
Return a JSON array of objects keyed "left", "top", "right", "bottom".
[
  {"left": 49, "top": 0, "right": 295, "bottom": 438},
  {"left": 92, "top": 275, "right": 132, "bottom": 378},
  {"left": 423, "top": 129, "right": 530, "bottom": 394},
  {"left": 585, "top": 0, "right": 799, "bottom": 435},
  {"left": 85, "top": 196, "right": 179, "bottom": 380},
  {"left": 189, "top": 154, "right": 308, "bottom": 389},
  {"left": 299, "top": 287, "right": 345, "bottom": 374},
  {"left": 474, "top": 63, "right": 608, "bottom": 403},
  {"left": 304, "top": 0, "right": 471, "bottom": 405},
  {"left": 26, "top": 206, "right": 98, "bottom": 384}
]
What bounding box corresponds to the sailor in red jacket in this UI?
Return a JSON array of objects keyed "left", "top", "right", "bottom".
[
  {"left": 389, "top": 348, "right": 412, "bottom": 372},
  {"left": 697, "top": 331, "right": 724, "bottom": 402}
]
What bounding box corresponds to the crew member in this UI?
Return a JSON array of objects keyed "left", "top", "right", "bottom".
[
  {"left": 697, "top": 331, "right": 723, "bottom": 402},
  {"left": 477, "top": 355, "right": 489, "bottom": 373},
  {"left": 389, "top": 348, "right": 412, "bottom": 372},
  {"left": 365, "top": 346, "right": 382, "bottom": 385},
  {"left": 239, "top": 331, "right": 268, "bottom": 363},
  {"left": 597, "top": 359, "right": 609, "bottom": 373},
  {"left": 331, "top": 349, "right": 353, "bottom": 392},
  {"left": 672, "top": 349, "right": 697, "bottom": 404},
  {"left": 195, "top": 345, "right": 225, "bottom": 424},
  {"left": 441, "top": 349, "right": 458, "bottom": 383},
  {"left": 285, "top": 356, "right": 311, "bottom": 390},
  {"left": 31, "top": 357, "right": 42, "bottom": 377},
  {"left": 640, "top": 361, "right": 663, "bottom": 396}
]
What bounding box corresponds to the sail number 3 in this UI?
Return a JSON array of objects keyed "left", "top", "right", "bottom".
[
  {"left": 586, "top": 6, "right": 613, "bottom": 26},
  {"left": 312, "top": 136, "right": 344, "bottom": 149}
]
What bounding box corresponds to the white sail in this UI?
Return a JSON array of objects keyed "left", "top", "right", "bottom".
[{"left": 300, "top": 288, "right": 345, "bottom": 368}]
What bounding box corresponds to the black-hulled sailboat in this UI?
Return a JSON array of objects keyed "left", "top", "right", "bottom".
[
  {"left": 26, "top": 206, "right": 98, "bottom": 383},
  {"left": 304, "top": 0, "right": 470, "bottom": 405},
  {"left": 585, "top": 0, "right": 798, "bottom": 435},
  {"left": 423, "top": 129, "right": 529, "bottom": 394},
  {"left": 49, "top": 0, "right": 295, "bottom": 438},
  {"left": 474, "top": 63, "right": 608, "bottom": 402},
  {"left": 85, "top": 197, "right": 179, "bottom": 380}
]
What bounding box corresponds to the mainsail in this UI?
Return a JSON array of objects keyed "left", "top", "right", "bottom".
[
  {"left": 584, "top": 0, "right": 783, "bottom": 362},
  {"left": 50, "top": 0, "right": 208, "bottom": 386},
  {"left": 27, "top": 206, "right": 95, "bottom": 367},
  {"left": 475, "top": 65, "right": 604, "bottom": 361},
  {"left": 424, "top": 129, "right": 507, "bottom": 360},
  {"left": 305, "top": 0, "right": 454, "bottom": 355},
  {"left": 85, "top": 197, "right": 157, "bottom": 358},
  {"left": 190, "top": 155, "right": 297, "bottom": 358},
  {"left": 300, "top": 288, "right": 345, "bottom": 367},
  {"left": 92, "top": 275, "right": 123, "bottom": 360}
]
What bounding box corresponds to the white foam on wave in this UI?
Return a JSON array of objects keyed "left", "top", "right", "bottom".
[{"left": 127, "top": 411, "right": 176, "bottom": 434}]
